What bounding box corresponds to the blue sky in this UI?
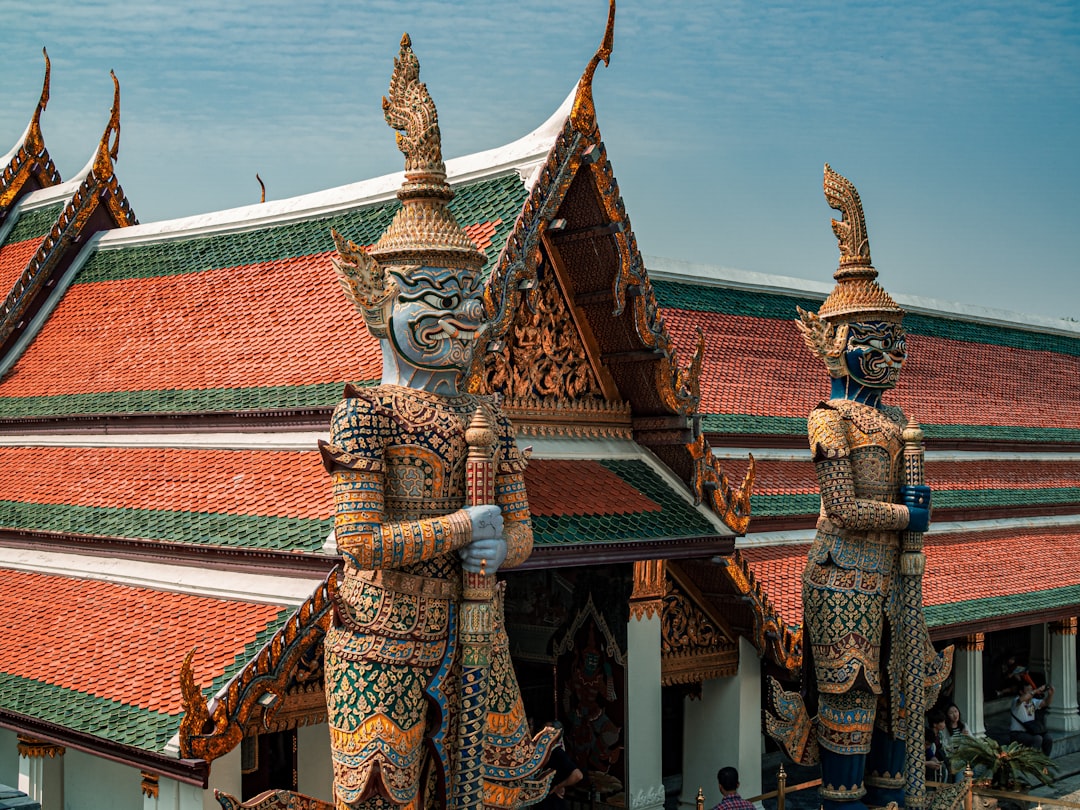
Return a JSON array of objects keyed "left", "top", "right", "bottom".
[{"left": 5, "top": 0, "right": 1079, "bottom": 319}]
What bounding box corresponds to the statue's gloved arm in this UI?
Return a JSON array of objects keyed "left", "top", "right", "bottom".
[
  {"left": 809, "top": 408, "right": 908, "bottom": 532},
  {"left": 495, "top": 414, "right": 533, "bottom": 569}
]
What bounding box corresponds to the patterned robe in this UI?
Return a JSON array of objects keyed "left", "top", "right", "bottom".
[
  {"left": 320, "top": 384, "right": 552, "bottom": 809},
  {"left": 803, "top": 398, "right": 948, "bottom": 752}
]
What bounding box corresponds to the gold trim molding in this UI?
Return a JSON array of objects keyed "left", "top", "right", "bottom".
[{"left": 16, "top": 734, "right": 64, "bottom": 759}]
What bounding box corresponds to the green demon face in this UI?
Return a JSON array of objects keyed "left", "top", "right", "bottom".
[
  {"left": 386, "top": 265, "right": 486, "bottom": 372},
  {"left": 843, "top": 320, "right": 906, "bottom": 389}
]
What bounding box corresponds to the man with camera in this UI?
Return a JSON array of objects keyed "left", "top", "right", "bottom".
[{"left": 1010, "top": 683, "right": 1055, "bottom": 755}]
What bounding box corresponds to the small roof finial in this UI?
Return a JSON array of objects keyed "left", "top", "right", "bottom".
[
  {"left": 93, "top": 71, "right": 121, "bottom": 178},
  {"left": 256, "top": 173, "right": 266, "bottom": 204},
  {"left": 25, "top": 48, "right": 51, "bottom": 154},
  {"left": 570, "top": 0, "right": 616, "bottom": 133}
]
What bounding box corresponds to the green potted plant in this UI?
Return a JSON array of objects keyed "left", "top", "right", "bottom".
[{"left": 948, "top": 735, "right": 1058, "bottom": 790}]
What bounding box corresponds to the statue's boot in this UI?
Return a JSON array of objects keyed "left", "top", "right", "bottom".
[
  {"left": 865, "top": 729, "right": 905, "bottom": 807},
  {"left": 820, "top": 749, "right": 869, "bottom": 810}
]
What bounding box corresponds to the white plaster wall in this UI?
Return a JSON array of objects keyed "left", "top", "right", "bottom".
[
  {"left": 297, "top": 724, "right": 334, "bottom": 802},
  {"left": 0, "top": 728, "right": 17, "bottom": 788},
  {"left": 205, "top": 746, "right": 242, "bottom": 810},
  {"left": 62, "top": 749, "right": 141, "bottom": 810},
  {"left": 156, "top": 778, "right": 206, "bottom": 810}
]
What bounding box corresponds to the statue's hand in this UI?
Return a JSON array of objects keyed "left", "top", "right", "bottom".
[
  {"left": 460, "top": 505, "right": 508, "bottom": 573},
  {"left": 465, "top": 504, "right": 504, "bottom": 540},
  {"left": 460, "top": 537, "right": 508, "bottom": 574},
  {"left": 900, "top": 484, "right": 931, "bottom": 533}
]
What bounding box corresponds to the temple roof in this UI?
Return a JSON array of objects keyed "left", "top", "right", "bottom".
[{"left": 0, "top": 566, "right": 293, "bottom": 778}]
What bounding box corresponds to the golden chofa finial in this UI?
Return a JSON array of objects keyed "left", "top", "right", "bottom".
[
  {"left": 570, "top": 0, "right": 616, "bottom": 134},
  {"left": 93, "top": 71, "right": 121, "bottom": 178},
  {"left": 25, "top": 48, "right": 51, "bottom": 155},
  {"left": 256, "top": 173, "right": 266, "bottom": 204}
]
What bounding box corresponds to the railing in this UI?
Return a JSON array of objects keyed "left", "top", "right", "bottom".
[{"left": 738, "top": 765, "right": 1080, "bottom": 810}]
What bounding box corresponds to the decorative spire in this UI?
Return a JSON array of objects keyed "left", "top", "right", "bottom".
[
  {"left": 93, "top": 71, "right": 122, "bottom": 179},
  {"left": 815, "top": 164, "right": 903, "bottom": 323},
  {"left": 25, "top": 48, "right": 50, "bottom": 155},
  {"left": 570, "top": 0, "right": 616, "bottom": 134},
  {"left": 366, "top": 33, "right": 485, "bottom": 273}
]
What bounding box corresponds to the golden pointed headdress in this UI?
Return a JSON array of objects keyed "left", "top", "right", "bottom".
[
  {"left": 816, "top": 164, "right": 903, "bottom": 324},
  {"left": 332, "top": 34, "right": 486, "bottom": 336},
  {"left": 369, "top": 34, "right": 486, "bottom": 272}
]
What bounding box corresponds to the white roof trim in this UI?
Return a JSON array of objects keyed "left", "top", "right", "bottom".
[
  {"left": 0, "top": 546, "right": 322, "bottom": 606},
  {"left": 90, "top": 85, "right": 576, "bottom": 249},
  {"left": 645, "top": 254, "right": 1080, "bottom": 339}
]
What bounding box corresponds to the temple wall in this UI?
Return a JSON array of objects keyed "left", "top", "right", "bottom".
[
  {"left": 0, "top": 728, "right": 16, "bottom": 788},
  {"left": 64, "top": 749, "right": 141, "bottom": 810}
]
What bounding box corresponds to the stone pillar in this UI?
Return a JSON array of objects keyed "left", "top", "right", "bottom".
[
  {"left": 953, "top": 634, "right": 986, "bottom": 738},
  {"left": 16, "top": 735, "right": 64, "bottom": 810},
  {"left": 627, "top": 561, "right": 665, "bottom": 810},
  {"left": 1046, "top": 618, "right": 1080, "bottom": 734},
  {"left": 153, "top": 776, "right": 204, "bottom": 810},
  {"left": 679, "top": 636, "right": 761, "bottom": 809},
  {"left": 297, "top": 723, "right": 334, "bottom": 802}
]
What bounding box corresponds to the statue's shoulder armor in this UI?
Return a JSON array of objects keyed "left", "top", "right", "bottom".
[
  {"left": 807, "top": 402, "right": 849, "bottom": 461},
  {"left": 321, "top": 386, "right": 394, "bottom": 472}
]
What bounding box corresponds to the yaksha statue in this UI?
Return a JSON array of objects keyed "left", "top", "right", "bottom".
[
  {"left": 768, "top": 166, "right": 950, "bottom": 810},
  {"left": 320, "top": 35, "right": 554, "bottom": 809}
]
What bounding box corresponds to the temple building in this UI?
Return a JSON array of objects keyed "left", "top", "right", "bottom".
[{"left": 2, "top": 22, "right": 1080, "bottom": 810}]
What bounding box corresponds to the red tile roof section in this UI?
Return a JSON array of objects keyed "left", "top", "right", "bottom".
[
  {"left": 740, "top": 523, "right": 1080, "bottom": 630},
  {"left": 0, "top": 447, "right": 329, "bottom": 519},
  {"left": 0, "top": 238, "right": 43, "bottom": 297},
  {"left": 664, "top": 309, "right": 1080, "bottom": 430},
  {"left": 0, "top": 254, "right": 378, "bottom": 398},
  {"left": 0, "top": 569, "right": 284, "bottom": 713},
  {"left": 523, "top": 459, "right": 661, "bottom": 517}
]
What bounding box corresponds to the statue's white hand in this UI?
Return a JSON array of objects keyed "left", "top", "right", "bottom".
[{"left": 461, "top": 505, "right": 506, "bottom": 573}]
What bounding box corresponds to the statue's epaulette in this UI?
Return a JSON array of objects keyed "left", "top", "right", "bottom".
[
  {"left": 808, "top": 403, "right": 849, "bottom": 461},
  {"left": 318, "top": 439, "right": 383, "bottom": 474}
]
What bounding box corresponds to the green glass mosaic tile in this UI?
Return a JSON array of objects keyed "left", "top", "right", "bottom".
[
  {"left": 531, "top": 459, "right": 715, "bottom": 546},
  {"left": 3, "top": 203, "right": 63, "bottom": 246},
  {"left": 0, "top": 501, "right": 332, "bottom": 551},
  {"left": 0, "top": 381, "right": 360, "bottom": 418},
  {"left": 926, "top": 586, "right": 1080, "bottom": 628},
  {"left": 77, "top": 174, "right": 527, "bottom": 285},
  {"left": 750, "top": 487, "right": 1080, "bottom": 518},
  {"left": 0, "top": 671, "right": 179, "bottom": 751},
  {"left": 700, "top": 413, "right": 1080, "bottom": 444},
  {"left": 653, "top": 280, "right": 1080, "bottom": 359}
]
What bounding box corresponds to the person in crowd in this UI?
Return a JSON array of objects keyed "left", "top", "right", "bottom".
[
  {"left": 941, "top": 704, "right": 972, "bottom": 782},
  {"left": 713, "top": 766, "right": 755, "bottom": 810},
  {"left": 1010, "top": 683, "right": 1055, "bottom": 755},
  {"left": 925, "top": 711, "right": 949, "bottom": 782},
  {"left": 996, "top": 654, "right": 1037, "bottom": 697},
  {"left": 535, "top": 722, "right": 584, "bottom": 810}
]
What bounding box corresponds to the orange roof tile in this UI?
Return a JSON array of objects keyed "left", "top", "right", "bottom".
[
  {"left": 0, "top": 237, "right": 43, "bottom": 295},
  {"left": 524, "top": 459, "right": 661, "bottom": 517},
  {"left": 0, "top": 569, "right": 286, "bottom": 713},
  {"left": 0, "top": 446, "right": 330, "bottom": 519}
]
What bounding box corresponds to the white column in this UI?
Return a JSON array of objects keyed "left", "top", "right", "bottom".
[
  {"left": 679, "top": 636, "right": 761, "bottom": 809},
  {"left": 1046, "top": 618, "right": 1080, "bottom": 734},
  {"left": 297, "top": 723, "right": 334, "bottom": 802},
  {"left": 626, "top": 604, "right": 665, "bottom": 810},
  {"left": 16, "top": 736, "right": 64, "bottom": 810},
  {"left": 953, "top": 634, "right": 986, "bottom": 738},
  {"left": 205, "top": 745, "right": 242, "bottom": 810},
  {"left": 155, "top": 776, "right": 205, "bottom": 810}
]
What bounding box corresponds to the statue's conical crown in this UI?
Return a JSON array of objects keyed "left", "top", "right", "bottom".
[
  {"left": 368, "top": 34, "right": 486, "bottom": 272},
  {"left": 817, "top": 164, "right": 903, "bottom": 323}
]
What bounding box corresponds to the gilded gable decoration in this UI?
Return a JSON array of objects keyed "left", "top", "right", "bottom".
[
  {"left": 687, "top": 435, "right": 754, "bottom": 535},
  {"left": 661, "top": 579, "right": 739, "bottom": 686},
  {"left": 179, "top": 573, "right": 335, "bottom": 762}
]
